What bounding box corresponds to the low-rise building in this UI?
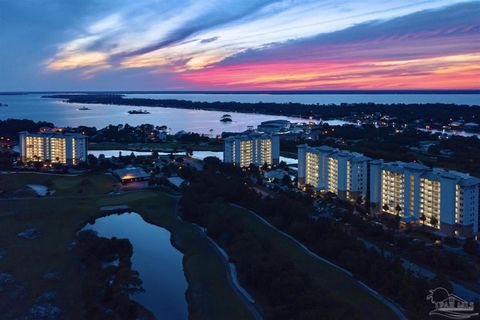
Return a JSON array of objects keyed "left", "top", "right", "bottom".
[
  {"left": 113, "top": 166, "right": 150, "bottom": 183},
  {"left": 19, "top": 130, "right": 87, "bottom": 165},
  {"left": 257, "top": 120, "right": 291, "bottom": 133},
  {"left": 264, "top": 169, "right": 289, "bottom": 182},
  {"left": 224, "top": 133, "right": 280, "bottom": 167}
]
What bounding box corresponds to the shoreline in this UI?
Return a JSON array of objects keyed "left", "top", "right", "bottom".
[
  {"left": 77, "top": 193, "right": 258, "bottom": 320},
  {"left": 43, "top": 94, "right": 480, "bottom": 124},
  {"left": 126, "top": 193, "right": 256, "bottom": 320},
  {"left": 3, "top": 89, "right": 480, "bottom": 95}
]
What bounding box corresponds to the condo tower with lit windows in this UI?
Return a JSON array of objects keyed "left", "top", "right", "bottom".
[
  {"left": 19, "top": 130, "right": 88, "bottom": 165},
  {"left": 224, "top": 133, "right": 280, "bottom": 168}
]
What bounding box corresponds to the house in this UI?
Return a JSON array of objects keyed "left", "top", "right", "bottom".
[
  {"left": 264, "top": 169, "right": 289, "bottom": 182},
  {"left": 113, "top": 166, "right": 150, "bottom": 183}
]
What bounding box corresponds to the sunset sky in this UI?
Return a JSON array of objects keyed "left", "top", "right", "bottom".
[{"left": 1, "top": 0, "right": 479, "bottom": 91}]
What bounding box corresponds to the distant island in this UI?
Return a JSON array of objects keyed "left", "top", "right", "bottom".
[
  {"left": 128, "top": 109, "right": 151, "bottom": 114},
  {"left": 220, "top": 114, "right": 232, "bottom": 122},
  {"left": 44, "top": 94, "right": 479, "bottom": 125}
]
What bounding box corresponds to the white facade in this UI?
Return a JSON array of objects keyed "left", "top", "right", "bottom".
[
  {"left": 370, "top": 160, "right": 479, "bottom": 237},
  {"left": 297, "top": 145, "right": 370, "bottom": 200},
  {"left": 224, "top": 133, "right": 279, "bottom": 167},
  {"left": 297, "top": 144, "right": 480, "bottom": 238},
  {"left": 19, "top": 131, "right": 88, "bottom": 165}
]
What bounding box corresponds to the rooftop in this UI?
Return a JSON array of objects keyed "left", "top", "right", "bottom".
[
  {"left": 225, "top": 133, "right": 277, "bottom": 141},
  {"left": 383, "top": 162, "right": 480, "bottom": 185},
  {"left": 302, "top": 145, "right": 371, "bottom": 161},
  {"left": 113, "top": 166, "right": 149, "bottom": 180},
  {"left": 19, "top": 131, "right": 87, "bottom": 139}
]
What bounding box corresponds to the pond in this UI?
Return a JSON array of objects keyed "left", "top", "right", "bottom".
[
  {"left": 26, "top": 184, "right": 48, "bottom": 196},
  {"left": 83, "top": 212, "right": 188, "bottom": 319}
]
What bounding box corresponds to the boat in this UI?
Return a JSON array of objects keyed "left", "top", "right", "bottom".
[
  {"left": 128, "top": 109, "right": 151, "bottom": 114},
  {"left": 220, "top": 114, "right": 232, "bottom": 122},
  {"left": 78, "top": 106, "right": 91, "bottom": 110}
]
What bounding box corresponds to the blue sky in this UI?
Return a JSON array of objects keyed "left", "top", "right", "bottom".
[{"left": 1, "top": 0, "right": 479, "bottom": 90}]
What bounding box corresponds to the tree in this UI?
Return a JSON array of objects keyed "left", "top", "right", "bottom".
[
  {"left": 420, "top": 214, "right": 427, "bottom": 228},
  {"left": 356, "top": 196, "right": 363, "bottom": 206},
  {"left": 430, "top": 216, "right": 439, "bottom": 229},
  {"left": 382, "top": 203, "right": 389, "bottom": 213},
  {"left": 395, "top": 204, "right": 402, "bottom": 216},
  {"left": 463, "top": 238, "right": 478, "bottom": 255},
  {"left": 430, "top": 273, "right": 453, "bottom": 293},
  {"left": 282, "top": 174, "right": 291, "bottom": 186},
  {"left": 148, "top": 171, "right": 156, "bottom": 186},
  {"left": 262, "top": 162, "right": 269, "bottom": 171}
]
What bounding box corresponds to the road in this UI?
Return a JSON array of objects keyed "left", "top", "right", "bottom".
[
  {"left": 360, "top": 239, "right": 480, "bottom": 301},
  {"left": 230, "top": 203, "right": 407, "bottom": 320},
  {"left": 173, "top": 198, "right": 263, "bottom": 320}
]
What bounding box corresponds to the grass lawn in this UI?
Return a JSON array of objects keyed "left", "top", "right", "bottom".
[
  {"left": 0, "top": 172, "right": 117, "bottom": 197},
  {"left": 219, "top": 203, "right": 400, "bottom": 320},
  {"left": 133, "top": 199, "right": 253, "bottom": 320},
  {"left": 89, "top": 141, "right": 223, "bottom": 152},
  {"left": 0, "top": 173, "right": 252, "bottom": 320}
]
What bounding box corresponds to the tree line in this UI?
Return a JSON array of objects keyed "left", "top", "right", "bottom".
[{"left": 178, "top": 158, "right": 458, "bottom": 319}]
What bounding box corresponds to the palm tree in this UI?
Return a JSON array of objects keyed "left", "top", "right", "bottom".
[
  {"left": 393, "top": 204, "right": 402, "bottom": 230},
  {"left": 430, "top": 216, "right": 439, "bottom": 229},
  {"left": 356, "top": 196, "right": 363, "bottom": 206},
  {"left": 382, "top": 203, "right": 389, "bottom": 213},
  {"left": 420, "top": 214, "right": 427, "bottom": 229},
  {"left": 395, "top": 204, "right": 402, "bottom": 217}
]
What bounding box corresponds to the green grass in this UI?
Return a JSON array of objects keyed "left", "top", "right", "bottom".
[
  {"left": 0, "top": 172, "right": 117, "bottom": 196},
  {"left": 219, "top": 203, "right": 400, "bottom": 320},
  {"left": 134, "top": 199, "right": 252, "bottom": 320},
  {"left": 0, "top": 173, "right": 252, "bottom": 320}
]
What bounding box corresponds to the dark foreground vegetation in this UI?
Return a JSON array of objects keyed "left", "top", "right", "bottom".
[
  {"left": 178, "top": 158, "right": 462, "bottom": 319},
  {"left": 45, "top": 94, "right": 479, "bottom": 124},
  {"left": 0, "top": 119, "right": 54, "bottom": 140},
  {"left": 77, "top": 230, "right": 154, "bottom": 320}
]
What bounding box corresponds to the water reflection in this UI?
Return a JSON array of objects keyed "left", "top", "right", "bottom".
[{"left": 84, "top": 212, "right": 188, "bottom": 320}]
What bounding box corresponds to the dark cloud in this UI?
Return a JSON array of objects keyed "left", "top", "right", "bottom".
[
  {"left": 219, "top": 1, "right": 480, "bottom": 65},
  {"left": 112, "top": 0, "right": 281, "bottom": 59},
  {"left": 1, "top": 0, "right": 477, "bottom": 90},
  {"left": 0, "top": 0, "right": 130, "bottom": 90}
]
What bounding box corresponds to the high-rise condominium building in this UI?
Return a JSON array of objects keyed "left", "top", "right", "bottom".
[
  {"left": 370, "top": 160, "right": 479, "bottom": 237},
  {"left": 224, "top": 133, "right": 280, "bottom": 167},
  {"left": 297, "top": 145, "right": 371, "bottom": 200},
  {"left": 19, "top": 131, "right": 88, "bottom": 165}
]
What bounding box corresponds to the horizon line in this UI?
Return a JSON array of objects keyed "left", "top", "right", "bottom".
[{"left": 1, "top": 89, "right": 479, "bottom": 95}]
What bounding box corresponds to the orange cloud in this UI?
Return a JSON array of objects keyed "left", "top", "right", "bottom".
[
  {"left": 47, "top": 51, "right": 109, "bottom": 70},
  {"left": 179, "top": 53, "right": 480, "bottom": 89}
]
